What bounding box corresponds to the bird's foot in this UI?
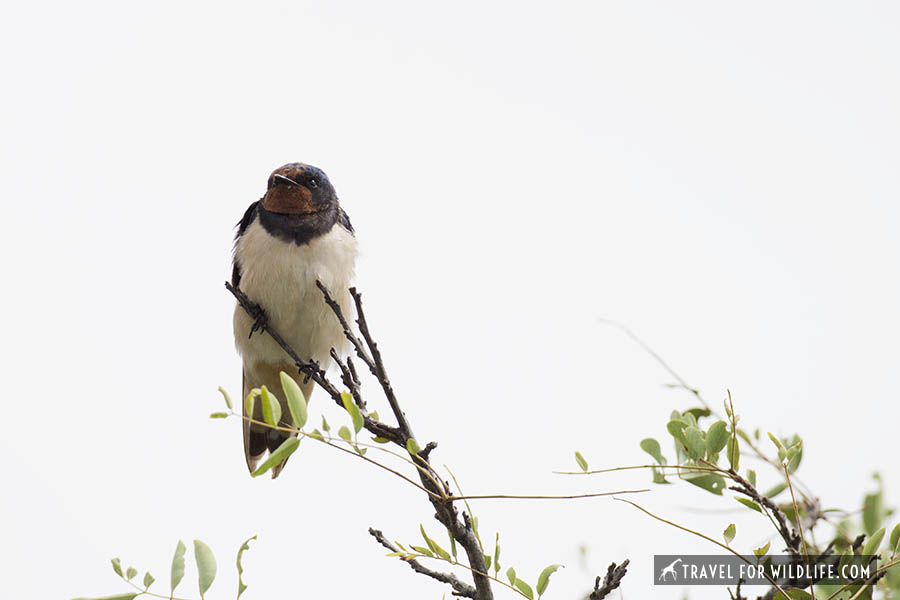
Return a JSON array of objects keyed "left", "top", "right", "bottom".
[{"left": 248, "top": 302, "right": 268, "bottom": 338}]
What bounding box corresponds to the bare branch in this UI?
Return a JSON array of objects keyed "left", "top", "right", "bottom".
[
  {"left": 589, "top": 560, "right": 629, "bottom": 600},
  {"left": 369, "top": 527, "right": 476, "bottom": 598}
]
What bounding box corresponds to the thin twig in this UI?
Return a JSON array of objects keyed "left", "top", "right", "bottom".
[
  {"left": 369, "top": 528, "right": 477, "bottom": 598},
  {"left": 615, "top": 497, "right": 791, "bottom": 599}
]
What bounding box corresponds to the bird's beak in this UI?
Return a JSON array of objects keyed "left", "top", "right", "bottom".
[{"left": 273, "top": 173, "right": 299, "bottom": 187}]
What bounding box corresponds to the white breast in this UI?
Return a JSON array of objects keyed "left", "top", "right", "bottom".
[{"left": 233, "top": 218, "right": 358, "bottom": 367}]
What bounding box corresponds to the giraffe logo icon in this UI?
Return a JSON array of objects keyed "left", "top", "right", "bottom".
[{"left": 658, "top": 558, "right": 682, "bottom": 582}]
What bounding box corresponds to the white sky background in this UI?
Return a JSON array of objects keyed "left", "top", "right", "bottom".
[{"left": 1, "top": 1, "right": 898, "bottom": 598}]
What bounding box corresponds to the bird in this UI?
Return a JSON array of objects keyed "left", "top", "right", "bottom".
[{"left": 232, "top": 162, "right": 357, "bottom": 478}]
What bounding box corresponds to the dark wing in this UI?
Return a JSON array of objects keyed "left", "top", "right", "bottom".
[
  {"left": 338, "top": 207, "right": 354, "bottom": 235},
  {"left": 232, "top": 200, "right": 260, "bottom": 288}
]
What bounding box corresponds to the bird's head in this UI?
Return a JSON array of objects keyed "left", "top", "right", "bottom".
[{"left": 262, "top": 163, "right": 338, "bottom": 216}]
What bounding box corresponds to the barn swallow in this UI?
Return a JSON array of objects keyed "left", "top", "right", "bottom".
[{"left": 232, "top": 163, "right": 357, "bottom": 478}]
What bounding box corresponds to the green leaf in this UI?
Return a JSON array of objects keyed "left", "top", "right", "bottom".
[
  {"left": 449, "top": 529, "right": 458, "bottom": 560},
  {"left": 684, "top": 473, "right": 726, "bottom": 495},
  {"left": 513, "top": 578, "right": 535, "bottom": 600},
  {"left": 341, "top": 392, "right": 364, "bottom": 434},
  {"left": 651, "top": 467, "right": 669, "bottom": 484},
  {"left": 684, "top": 407, "right": 712, "bottom": 420},
  {"left": 754, "top": 540, "right": 770, "bottom": 557},
  {"left": 736, "top": 498, "right": 763, "bottom": 513},
  {"left": 251, "top": 437, "right": 300, "bottom": 477},
  {"left": 110, "top": 557, "right": 123, "bottom": 577},
  {"left": 420, "top": 524, "right": 451, "bottom": 560},
  {"left": 574, "top": 451, "right": 588, "bottom": 472},
  {"left": 483, "top": 554, "right": 492, "bottom": 572},
  {"left": 338, "top": 426, "right": 352, "bottom": 443},
  {"left": 706, "top": 421, "right": 729, "bottom": 455},
  {"left": 369, "top": 410, "right": 379, "bottom": 420},
  {"left": 218, "top": 386, "right": 233, "bottom": 409},
  {"left": 308, "top": 429, "right": 324, "bottom": 441},
  {"left": 764, "top": 482, "right": 787, "bottom": 498},
  {"left": 726, "top": 435, "right": 740, "bottom": 470},
  {"left": 194, "top": 540, "right": 216, "bottom": 598},
  {"left": 410, "top": 545, "right": 434, "bottom": 558},
  {"left": 640, "top": 438, "right": 666, "bottom": 464},
  {"left": 666, "top": 420, "right": 687, "bottom": 443},
  {"left": 170, "top": 540, "right": 186, "bottom": 595},
  {"left": 259, "top": 385, "right": 281, "bottom": 426},
  {"left": 493, "top": 533, "right": 500, "bottom": 574},
  {"left": 126, "top": 567, "right": 137, "bottom": 581},
  {"left": 890, "top": 523, "right": 900, "bottom": 553},
  {"left": 683, "top": 426, "right": 706, "bottom": 460},
  {"left": 280, "top": 372, "right": 308, "bottom": 428},
  {"left": 507, "top": 567, "right": 516, "bottom": 586},
  {"left": 142, "top": 572, "right": 154, "bottom": 589},
  {"left": 372, "top": 436, "right": 391, "bottom": 444},
  {"left": 236, "top": 535, "right": 256, "bottom": 599},
  {"left": 321, "top": 415, "right": 330, "bottom": 432},
  {"left": 723, "top": 523, "right": 736, "bottom": 545},
  {"left": 863, "top": 484, "right": 885, "bottom": 535},
  {"left": 209, "top": 412, "right": 229, "bottom": 419},
  {"left": 407, "top": 438, "right": 421, "bottom": 455},
  {"left": 244, "top": 389, "right": 259, "bottom": 421},
  {"left": 72, "top": 595, "right": 138, "bottom": 600},
  {"left": 747, "top": 469, "right": 757, "bottom": 488},
  {"left": 863, "top": 527, "right": 885, "bottom": 556},
  {"left": 768, "top": 432, "right": 786, "bottom": 462},
  {"left": 786, "top": 442, "right": 803, "bottom": 473},
  {"left": 536, "top": 564, "right": 563, "bottom": 597}
]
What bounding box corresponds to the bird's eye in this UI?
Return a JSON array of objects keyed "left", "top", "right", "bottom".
[{"left": 308, "top": 178, "right": 318, "bottom": 188}]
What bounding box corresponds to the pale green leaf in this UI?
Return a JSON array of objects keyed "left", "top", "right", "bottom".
[
  {"left": 764, "top": 482, "right": 787, "bottom": 498},
  {"left": 574, "top": 451, "right": 588, "bottom": 472},
  {"left": 407, "top": 438, "right": 421, "bottom": 455},
  {"left": 236, "top": 535, "right": 256, "bottom": 599},
  {"left": 209, "top": 412, "right": 228, "bottom": 419},
  {"left": 280, "top": 372, "right": 308, "bottom": 428},
  {"left": 507, "top": 567, "right": 516, "bottom": 586},
  {"left": 125, "top": 567, "right": 137, "bottom": 581},
  {"left": 259, "top": 385, "right": 281, "bottom": 426},
  {"left": 218, "top": 386, "right": 232, "bottom": 409},
  {"left": 341, "top": 392, "right": 364, "bottom": 434},
  {"left": 513, "top": 578, "right": 535, "bottom": 600},
  {"left": 338, "top": 426, "right": 352, "bottom": 443},
  {"left": 194, "top": 540, "right": 217, "bottom": 598},
  {"left": 754, "top": 541, "right": 770, "bottom": 557},
  {"left": 142, "top": 572, "right": 154, "bottom": 589},
  {"left": 170, "top": 540, "right": 186, "bottom": 594},
  {"left": 863, "top": 527, "right": 885, "bottom": 556},
  {"left": 536, "top": 564, "right": 563, "bottom": 597},
  {"left": 110, "top": 558, "right": 123, "bottom": 577},
  {"left": 736, "top": 498, "right": 762, "bottom": 513},
  {"left": 251, "top": 437, "right": 300, "bottom": 477},
  {"left": 723, "top": 523, "right": 736, "bottom": 545},
  {"left": 683, "top": 426, "right": 706, "bottom": 460},
  {"left": 684, "top": 473, "right": 725, "bottom": 495},
  {"left": 640, "top": 438, "right": 666, "bottom": 464},
  {"left": 244, "top": 389, "right": 259, "bottom": 420},
  {"left": 706, "top": 421, "right": 729, "bottom": 455}
]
